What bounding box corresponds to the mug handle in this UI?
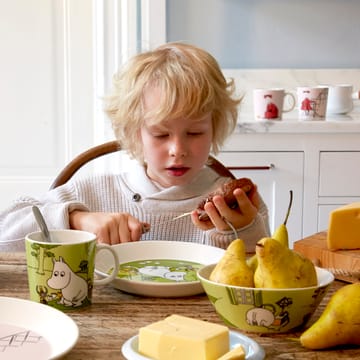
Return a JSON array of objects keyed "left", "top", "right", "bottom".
[
  {"left": 283, "top": 92, "right": 296, "bottom": 113},
  {"left": 94, "top": 244, "right": 119, "bottom": 285}
]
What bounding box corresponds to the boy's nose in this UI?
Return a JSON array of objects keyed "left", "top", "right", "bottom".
[{"left": 169, "top": 139, "right": 187, "bottom": 158}]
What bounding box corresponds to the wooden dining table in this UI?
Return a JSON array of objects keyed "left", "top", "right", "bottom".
[{"left": 1, "top": 251, "right": 359, "bottom": 360}]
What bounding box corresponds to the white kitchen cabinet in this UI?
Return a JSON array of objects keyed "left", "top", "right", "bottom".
[
  {"left": 318, "top": 152, "right": 360, "bottom": 196},
  {"left": 317, "top": 151, "right": 360, "bottom": 231},
  {"left": 216, "top": 151, "right": 304, "bottom": 248},
  {"left": 220, "top": 124, "right": 360, "bottom": 243}
]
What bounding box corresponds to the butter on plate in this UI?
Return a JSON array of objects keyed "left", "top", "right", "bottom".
[
  {"left": 138, "top": 314, "right": 231, "bottom": 360},
  {"left": 218, "top": 345, "right": 246, "bottom": 360}
]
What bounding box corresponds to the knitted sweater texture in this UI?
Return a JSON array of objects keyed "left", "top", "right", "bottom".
[{"left": 0, "top": 161, "right": 270, "bottom": 252}]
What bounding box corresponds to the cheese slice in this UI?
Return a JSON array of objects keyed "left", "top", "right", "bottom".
[
  {"left": 218, "top": 345, "right": 246, "bottom": 360},
  {"left": 138, "top": 314, "right": 229, "bottom": 360},
  {"left": 327, "top": 202, "right": 360, "bottom": 250}
]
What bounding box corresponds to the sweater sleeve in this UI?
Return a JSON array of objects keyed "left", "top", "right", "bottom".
[{"left": 0, "top": 182, "right": 89, "bottom": 251}]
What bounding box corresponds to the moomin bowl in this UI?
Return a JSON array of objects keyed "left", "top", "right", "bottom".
[{"left": 197, "top": 264, "right": 334, "bottom": 333}]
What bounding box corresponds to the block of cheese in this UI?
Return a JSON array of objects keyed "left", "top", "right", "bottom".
[
  {"left": 327, "top": 202, "right": 360, "bottom": 250},
  {"left": 217, "top": 345, "right": 245, "bottom": 360},
  {"left": 138, "top": 314, "right": 229, "bottom": 360}
]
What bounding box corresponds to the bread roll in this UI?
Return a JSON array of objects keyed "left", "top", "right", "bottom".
[{"left": 197, "top": 178, "right": 254, "bottom": 220}]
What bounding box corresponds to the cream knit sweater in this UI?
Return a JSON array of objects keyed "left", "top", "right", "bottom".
[{"left": 0, "top": 161, "right": 270, "bottom": 252}]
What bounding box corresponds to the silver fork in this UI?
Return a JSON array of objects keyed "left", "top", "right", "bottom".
[
  {"left": 152, "top": 212, "right": 192, "bottom": 227},
  {"left": 141, "top": 213, "right": 195, "bottom": 234},
  {"left": 154, "top": 212, "right": 209, "bottom": 226},
  {"left": 152, "top": 213, "right": 238, "bottom": 239}
]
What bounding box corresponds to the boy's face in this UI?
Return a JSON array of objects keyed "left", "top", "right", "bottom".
[{"left": 140, "top": 87, "right": 213, "bottom": 188}]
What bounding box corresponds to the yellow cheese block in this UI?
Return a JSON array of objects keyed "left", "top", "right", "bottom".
[
  {"left": 218, "top": 345, "right": 246, "bottom": 360},
  {"left": 138, "top": 314, "right": 229, "bottom": 360},
  {"left": 327, "top": 202, "right": 360, "bottom": 250}
]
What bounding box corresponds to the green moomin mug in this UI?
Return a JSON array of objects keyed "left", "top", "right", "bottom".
[{"left": 25, "top": 230, "right": 119, "bottom": 310}]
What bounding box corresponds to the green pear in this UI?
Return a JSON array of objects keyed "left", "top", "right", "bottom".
[
  {"left": 272, "top": 190, "right": 293, "bottom": 248},
  {"left": 254, "top": 237, "right": 317, "bottom": 289},
  {"left": 210, "top": 238, "right": 254, "bottom": 287},
  {"left": 300, "top": 283, "right": 360, "bottom": 349}
]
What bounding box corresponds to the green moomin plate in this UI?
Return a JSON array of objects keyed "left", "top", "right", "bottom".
[
  {"left": 116, "top": 259, "right": 203, "bottom": 283},
  {"left": 95, "top": 240, "right": 225, "bottom": 297}
]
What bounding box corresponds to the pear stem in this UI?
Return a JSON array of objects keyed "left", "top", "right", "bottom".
[{"left": 283, "top": 190, "right": 293, "bottom": 226}]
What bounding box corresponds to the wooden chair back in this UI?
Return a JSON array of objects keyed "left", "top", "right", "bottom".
[{"left": 50, "top": 141, "right": 235, "bottom": 189}]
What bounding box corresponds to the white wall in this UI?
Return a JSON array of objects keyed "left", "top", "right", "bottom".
[
  {"left": 166, "top": 0, "right": 360, "bottom": 69},
  {"left": 0, "top": 0, "right": 165, "bottom": 212},
  {"left": 0, "top": 0, "right": 98, "bottom": 211}
]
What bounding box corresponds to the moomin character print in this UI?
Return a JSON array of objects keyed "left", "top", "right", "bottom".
[
  {"left": 139, "top": 265, "right": 186, "bottom": 281},
  {"left": 47, "top": 256, "right": 88, "bottom": 307}
]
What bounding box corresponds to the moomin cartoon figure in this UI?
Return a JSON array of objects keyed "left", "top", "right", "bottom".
[{"left": 47, "top": 256, "right": 88, "bottom": 307}]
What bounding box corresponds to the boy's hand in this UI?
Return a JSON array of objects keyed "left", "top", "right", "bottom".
[
  {"left": 69, "top": 211, "right": 149, "bottom": 245},
  {"left": 191, "top": 185, "right": 260, "bottom": 232}
]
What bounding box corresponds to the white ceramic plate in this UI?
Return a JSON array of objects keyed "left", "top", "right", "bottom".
[
  {"left": 95, "top": 240, "right": 225, "bottom": 297},
  {"left": 0, "top": 296, "right": 79, "bottom": 359},
  {"left": 121, "top": 330, "right": 265, "bottom": 360}
]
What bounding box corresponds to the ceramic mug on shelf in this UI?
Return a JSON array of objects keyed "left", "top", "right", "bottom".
[
  {"left": 253, "top": 88, "right": 296, "bottom": 121},
  {"left": 327, "top": 84, "right": 353, "bottom": 115},
  {"left": 297, "top": 86, "right": 329, "bottom": 120},
  {"left": 25, "top": 229, "right": 119, "bottom": 310}
]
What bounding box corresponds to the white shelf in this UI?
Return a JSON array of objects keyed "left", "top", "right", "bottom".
[{"left": 236, "top": 112, "right": 360, "bottom": 134}]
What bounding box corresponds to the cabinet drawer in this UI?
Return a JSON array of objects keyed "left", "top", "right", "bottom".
[{"left": 319, "top": 152, "right": 360, "bottom": 196}]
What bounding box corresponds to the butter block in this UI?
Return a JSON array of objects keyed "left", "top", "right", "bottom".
[
  {"left": 218, "top": 345, "right": 245, "bottom": 360},
  {"left": 327, "top": 202, "right": 360, "bottom": 250},
  {"left": 138, "top": 314, "right": 229, "bottom": 360}
]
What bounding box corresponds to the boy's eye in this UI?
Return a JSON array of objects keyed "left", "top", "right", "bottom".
[
  {"left": 188, "top": 131, "right": 203, "bottom": 136},
  {"left": 152, "top": 132, "right": 168, "bottom": 138}
]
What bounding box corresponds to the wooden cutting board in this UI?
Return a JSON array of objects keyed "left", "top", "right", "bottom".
[{"left": 293, "top": 231, "right": 360, "bottom": 283}]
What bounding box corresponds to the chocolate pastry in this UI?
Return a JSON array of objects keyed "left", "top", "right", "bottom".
[{"left": 197, "top": 178, "right": 254, "bottom": 220}]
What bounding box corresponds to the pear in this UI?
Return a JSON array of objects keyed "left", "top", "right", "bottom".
[
  {"left": 247, "top": 190, "right": 293, "bottom": 272},
  {"left": 300, "top": 283, "right": 360, "bottom": 349},
  {"left": 210, "top": 238, "right": 254, "bottom": 287},
  {"left": 246, "top": 253, "right": 258, "bottom": 273},
  {"left": 254, "top": 237, "right": 317, "bottom": 289},
  {"left": 272, "top": 190, "right": 293, "bottom": 248}
]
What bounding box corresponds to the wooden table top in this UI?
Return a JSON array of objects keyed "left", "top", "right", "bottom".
[{"left": 1, "top": 251, "right": 359, "bottom": 360}]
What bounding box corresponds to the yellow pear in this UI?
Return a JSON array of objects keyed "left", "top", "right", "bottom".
[
  {"left": 272, "top": 223, "right": 288, "bottom": 248},
  {"left": 247, "top": 190, "right": 293, "bottom": 272},
  {"left": 210, "top": 238, "right": 254, "bottom": 287},
  {"left": 300, "top": 283, "right": 360, "bottom": 349},
  {"left": 272, "top": 190, "right": 293, "bottom": 248},
  {"left": 246, "top": 253, "right": 258, "bottom": 272},
  {"left": 254, "top": 237, "right": 317, "bottom": 289}
]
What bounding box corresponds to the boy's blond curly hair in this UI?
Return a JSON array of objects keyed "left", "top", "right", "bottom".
[{"left": 104, "top": 42, "right": 241, "bottom": 163}]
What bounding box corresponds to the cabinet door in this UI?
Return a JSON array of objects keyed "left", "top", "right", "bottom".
[
  {"left": 319, "top": 151, "right": 360, "bottom": 196},
  {"left": 217, "top": 152, "right": 304, "bottom": 247},
  {"left": 317, "top": 151, "right": 360, "bottom": 231}
]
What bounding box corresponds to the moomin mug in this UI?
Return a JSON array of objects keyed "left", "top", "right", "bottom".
[
  {"left": 297, "top": 86, "right": 329, "bottom": 120},
  {"left": 25, "top": 230, "right": 118, "bottom": 310},
  {"left": 253, "top": 88, "right": 295, "bottom": 121}
]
